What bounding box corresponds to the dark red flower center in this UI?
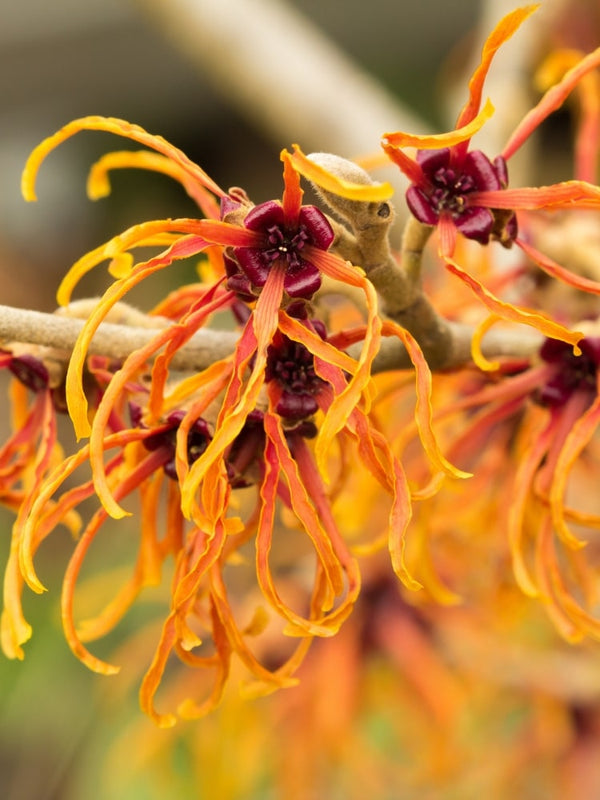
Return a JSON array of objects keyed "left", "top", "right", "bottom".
[
  {"left": 405, "top": 147, "right": 517, "bottom": 246},
  {"left": 428, "top": 166, "right": 477, "bottom": 215},
  {"left": 8, "top": 354, "right": 49, "bottom": 393},
  {"left": 230, "top": 200, "right": 334, "bottom": 300},
  {"left": 537, "top": 337, "right": 600, "bottom": 407},
  {"left": 132, "top": 406, "right": 211, "bottom": 480},
  {"left": 226, "top": 409, "right": 317, "bottom": 488},
  {"left": 265, "top": 321, "right": 327, "bottom": 421},
  {"left": 263, "top": 223, "right": 310, "bottom": 268}
]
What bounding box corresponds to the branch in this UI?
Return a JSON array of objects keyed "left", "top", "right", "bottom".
[
  {"left": 0, "top": 305, "right": 236, "bottom": 373},
  {"left": 0, "top": 303, "right": 542, "bottom": 378}
]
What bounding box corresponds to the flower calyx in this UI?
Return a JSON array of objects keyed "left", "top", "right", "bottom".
[
  {"left": 406, "top": 147, "right": 518, "bottom": 247},
  {"left": 537, "top": 337, "right": 600, "bottom": 407}
]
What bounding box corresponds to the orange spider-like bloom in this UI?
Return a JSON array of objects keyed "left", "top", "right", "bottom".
[
  {"left": 382, "top": 4, "right": 600, "bottom": 347},
  {"left": 3, "top": 116, "right": 458, "bottom": 724},
  {"left": 394, "top": 334, "right": 600, "bottom": 641}
]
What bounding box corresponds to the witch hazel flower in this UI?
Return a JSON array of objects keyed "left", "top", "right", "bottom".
[
  {"left": 382, "top": 4, "right": 600, "bottom": 347},
  {"left": 231, "top": 200, "right": 334, "bottom": 300},
  {"left": 405, "top": 147, "right": 517, "bottom": 247},
  {"left": 11, "top": 113, "right": 435, "bottom": 723},
  {"left": 400, "top": 332, "right": 600, "bottom": 641}
]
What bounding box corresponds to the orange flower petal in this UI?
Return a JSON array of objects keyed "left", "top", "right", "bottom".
[
  {"left": 503, "top": 46, "right": 600, "bottom": 160},
  {"left": 22, "top": 115, "right": 225, "bottom": 203},
  {"left": 181, "top": 266, "right": 285, "bottom": 520},
  {"left": 280, "top": 150, "right": 304, "bottom": 224},
  {"left": 18, "top": 430, "right": 144, "bottom": 593},
  {"left": 518, "top": 237, "right": 600, "bottom": 295},
  {"left": 66, "top": 234, "right": 210, "bottom": 439},
  {"left": 508, "top": 410, "right": 553, "bottom": 596},
  {"left": 470, "top": 181, "right": 600, "bottom": 210},
  {"left": 382, "top": 319, "right": 471, "bottom": 480},
  {"left": 535, "top": 48, "right": 600, "bottom": 182},
  {"left": 307, "top": 249, "right": 381, "bottom": 475},
  {"left": 549, "top": 391, "right": 600, "bottom": 549},
  {"left": 455, "top": 5, "right": 539, "bottom": 130},
  {"left": 277, "top": 311, "right": 358, "bottom": 375},
  {"left": 380, "top": 142, "right": 425, "bottom": 185},
  {"left": 386, "top": 450, "right": 420, "bottom": 590},
  {"left": 77, "top": 475, "right": 166, "bottom": 643},
  {"left": 261, "top": 414, "right": 349, "bottom": 632},
  {"left": 471, "top": 314, "right": 503, "bottom": 372},
  {"left": 444, "top": 255, "right": 583, "bottom": 350},
  {"left": 57, "top": 220, "right": 206, "bottom": 307},
  {"left": 87, "top": 149, "right": 222, "bottom": 218}
]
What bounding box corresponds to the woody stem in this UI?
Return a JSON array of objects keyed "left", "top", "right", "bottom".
[{"left": 0, "top": 302, "right": 542, "bottom": 377}]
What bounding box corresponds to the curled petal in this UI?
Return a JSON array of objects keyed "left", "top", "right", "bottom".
[
  {"left": 77, "top": 476, "right": 167, "bottom": 643},
  {"left": 261, "top": 413, "right": 360, "bottom": 634},
  {"left": 177, "top": 600, "right": 232, "bottom": 720},
  {"left": 88, "top": 287, "right": 229, "bottom": 519},
  {"left": 209, "top": 565, "right": 309, "bottom": 699},
  {"left": 57, "top": 220, "right": 206, "bottom": 307},
  {"left": 61, "top": 449, "right": 171, "bottom": 676},
  {"left": 181, "top": 266, "right": 286, "bottom": 520},
  {"left": 517, "top": 237, "right": 600, "bottom": 296},
  {"left": 86, "top": 150, "right": 221, "bottom": 218},
  {"left": 17, "top": 429, "right": 150, "bottom": 601},
  {"left": 287, "top": 144, "right": 394, "bottom": 201},
  {"left": 508, "top": 409, "right": 553, "bottom": 596},
  {"left": 444, "top": 255, "right": 583, "bottom": 350},
  {"left": 383, "top": 98, "right": 495, "bottom": 151},
  {"left": 503, "top": 45, "right": 600, "bottom": 161},
  {"left": 535, "top": 48, "right": 600, "bottom": 183},
  {"left": 277, "top": 312, "right": 358, "bottom": 374},
  {"left": 535, "top": 516, "right": 584, "bottom": 641},
  {"left": 22, "top": 115, "right": 225, "bottom": 203},
  {"left": 65, "top": 235, "right": 211, "bottom": 439},
  {"left": 307, "top": 249, "right": 381, "bottom": 475},
  {"left": 387, "top": 453, "right": 419, "bottom": 590},
  {"left": 382, "top": 319, "right": 471, "bottom": 481},
  {"left": 471, "top": 315, "right": 503, "bottom": 372},
  {"left": 455, "top": 5, "right": 539, "bottom": 130},
  {"left": 549, "top": 392, "right": 600, "bottom": 549}
]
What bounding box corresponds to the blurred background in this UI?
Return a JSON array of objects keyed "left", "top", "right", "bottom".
[{"left": 0, "top": 0, "right": 597, "bottom": 798}]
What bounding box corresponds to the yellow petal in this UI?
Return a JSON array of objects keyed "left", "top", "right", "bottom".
[
  {"left": 384, "top": 98, "right": 495, "bottom": 150},
  {"left": 22, "top": 115, "right": 225, "bottom": 202},
  {"left": 471, "top": 314, "right": 503, "bottom": 372},
  {"left": 456, "top": 5, "right": 539, "bottom": 128},
  {"left": 288, "top": 144, "right": 393, "bottom": 201}
]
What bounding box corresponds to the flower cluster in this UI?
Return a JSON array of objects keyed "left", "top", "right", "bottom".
[
  {"left": 2, "top": 109, "right": 447, "bottom": 724},
  {"left": 2, "top": 4, "right": 600, "bottom": 731}
]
